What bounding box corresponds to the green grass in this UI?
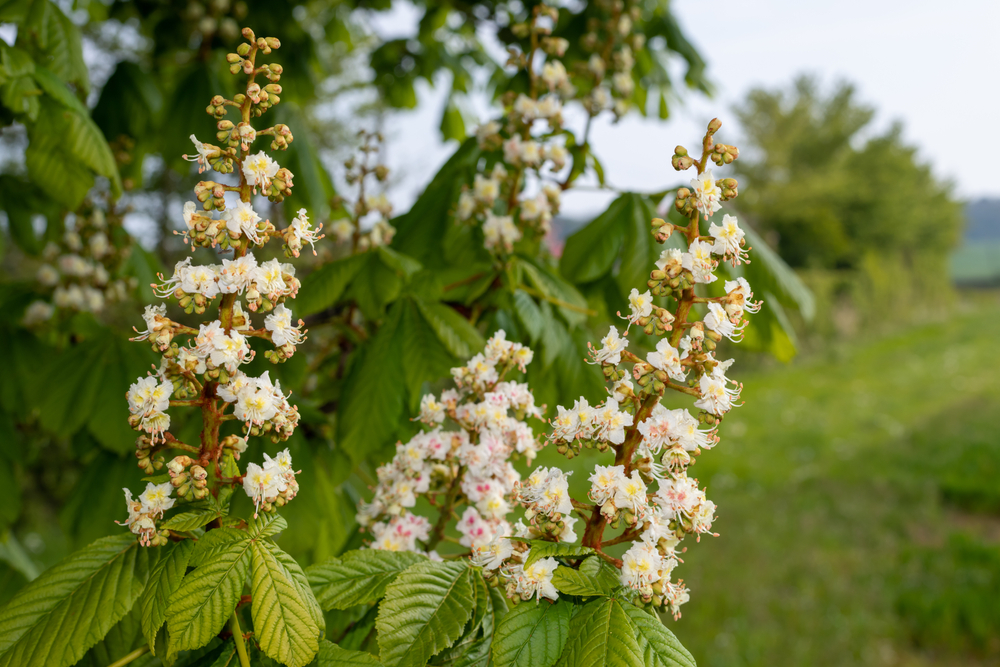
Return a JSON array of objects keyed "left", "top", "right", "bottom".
[{"left": 539, "top": 292, "right": 1000, "bottom": 666}]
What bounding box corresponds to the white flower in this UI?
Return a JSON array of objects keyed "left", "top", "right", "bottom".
[
  {"left": 655, "top": 248, "right": 683, "bottom": 273},
  {"left": 474, "top": 174, "right": 499, "bottom": 205},
  {"left": 513, "top": 94, "right": 538, "bottom": 120},
  {"left": 153, "top": 257, "right": 193, "bottom": 298},
  {"left": 690, "top": 169, "right": 722, "bottom": 217},
  {"left": 288, "top": 209, "right": 323, "bottom": 256},
  {"left": 456, "top": 192, "right": 476, "bottom": 220},
  {"left": 22, "top": 301, "right": 54, "bottom": 325},
  {"left": 519, "top": 194, "right": 550, "bottom": 222},
  {"left": 224, "top": 202, "right": 264, "bottom": 245},
  {"left": 482, "top": 213, "right": 521, "bottom": 253},
  {"left": 704, "top": 302, "right": 742, "bottom": 341},
  {"left": 647, "top": 339, "right": 685, "bottom": 381},
  {"left": 180, "top": 264, "right": 220, "bottom": 298},
  {"left": 139, "top": 481, "right": 175, "bottom": 517},
  {"left": 591, "top": 326, "right": 624, "bottom": 365},
  {"left": 626, "top": 288, "right": 653, "bottom": 324},
  {"left": 710, "top": 214, "right": 747, "bottom": 263},
  {"left": 694, "top": 364, "right": 740, "bottom": 416},
  {"left": 519, "top": 140, "right": 542, "bottom": 166},
  {"left": 594, "top": 399, "right": 633, "bottom": 445},
  {"left": 682, "top": 240, "right": 717, "bottom": 284},
  {"left": 514, "top": 556, "right": 559, "bottom": 601},
  {"left": 457, "top": 507, "right": 494, "bottom": 549},
  {"left": 419, "top": 394, "right": 446, "bottom": 424},
  {"left": 724, "top": 277, "right": 761, "bottom": 318},
  {"left": 36, "top": 264, "right": 60, "bottom": 286},
  {"left": 132, "top": 303, "right": 167, "bottom": 341},
  {"left": 536, "top": 96, "right": 562, "bottom": 119},
  {"left": 243, "top": 462, "right": 283, "bottom": 515},
  {"left": 183, "top": 135, "right": 213, "bottom": 172},
  {"left": 621, "top": 542, "right": 663, "bottom": 591},
  {"left": 265, "top": 304, "right": 305, "bottom": 347},
  {"left": 613, "top": 470, "right": 648, "bottom": 517},
  {"left": 612, "top": 72, "right": 634, "bottom": 97},
  {"left": 237, "top": 123, "right": 256, "bottom": 151},
  {"left": 542, "top": 60, "right": 568, "bottom": 90},
  {"left": 253, "top": 258, "right": 288, "bottom": 300},
  {"left": 589, "top": 464, "right": 625, "bottom": 506},
  {"left": 243, "top": 151, "right": 280, "bottom": 192},
  {"left": 472, "top": 536, "right": 513, "bottom": 571},
  {"left": 210, "top": 330, "right": 252, "bottom": 372},
  {"left": 219, "top": 254, "right": 259, "bottom": 293}
]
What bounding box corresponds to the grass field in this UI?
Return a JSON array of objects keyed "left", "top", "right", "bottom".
[{"left": 539, "top": 292, "right": 1000, "bottom": 666}]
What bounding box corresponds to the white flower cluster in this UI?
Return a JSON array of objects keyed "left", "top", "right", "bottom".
[
  {"left": 467, "top": 134, "right": 758, "bottom": 617},
  {"left": 153, "top": 254, "right": 301, "bottom": 314},
  {"left": 179, "top": 180, "right": 321, "bottom": 256},
  {"left": 122, "top": 73, "right": 314, "bottom": 545},
  {"left": 126, "top": 376, "right": 173, "bottom": 443},
  {"left": 243, "top": 448, "right": 300, "bottom": 516},
  {"left": 118, "top": 482, "right": 175, "bottom": 547},
  {"left": 357, "top": 331, "right": 544, "bottom": 558},
  {"left": 24, "top": 207, "right": 133, "bottom": 325}
]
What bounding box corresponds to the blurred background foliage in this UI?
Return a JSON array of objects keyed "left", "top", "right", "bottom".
[{"left": 1, "top": 0, "right": 997, "bottom": 665}]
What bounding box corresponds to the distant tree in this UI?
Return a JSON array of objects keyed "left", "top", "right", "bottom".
[{"left": 732, "top": 76, "right": 962, "bottom": 271}]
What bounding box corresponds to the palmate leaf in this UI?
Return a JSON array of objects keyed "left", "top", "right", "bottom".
[
  {"left": 295, "top": 254, "right": 367, "bottom": 317},
  {"left": 620, "top": 605, "right": 696, "bottom": 667},
  {"left": 270, "top": 543, "right": 325, "bottom": 635},
  {"left": 554, "top": 597, "right": 642, "bottom": 667},
  {"left": 555, "top": 598, "right": 696, "bottom": 667},
  {"left": 511, "top": 539, "right": 593, "bottom": 568},
  {"left": 375, "top": 560, "right": 475, "bottom": 667},
  {"left": 491, "top": 599, "right": 571, "bottom": 667},
  {"left": 159, "top": 509, "right": 222, "bottom": 533},
  {"left": 306, "top": 549, "right": 426, "bottom": 611},
  {"left": 249, "top": 540, "right": 321, "bottom": 667},
  {"left": 165, "top": 529, "right": 252, "bottom": 653},
  {"left": 431, "top": 572, "right": 493, "bottom": 667},
  {"left": 316, "top": 639, "right": 380, "bottom": 666},
  {"left": 550, "top": 555, "right": 620, "bottom": 597},
  {"left": 336, "top": 302, "right": 406, "bottom": 464},
  {"left": 140, "top": 540, "right": 194, "bottom": 651},
  {"left": 0, "top": 533, "right": 153, "bottom": 667}
]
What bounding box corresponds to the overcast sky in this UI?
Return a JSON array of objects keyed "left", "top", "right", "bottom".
[{"left": 376, "top": 0, "right": 1000, "bottom": 219}]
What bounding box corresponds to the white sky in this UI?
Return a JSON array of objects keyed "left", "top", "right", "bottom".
[{"left": 375, "top": 0, "right": 1000, "bottom": 219}]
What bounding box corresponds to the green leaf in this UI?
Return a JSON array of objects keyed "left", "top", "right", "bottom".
[
  {"left": 391, "top": 138, "right": 481, "bottom": 263},
  {"left": 440, "top": 98, "right": 466, "bottom": 142},
  {"left": 337, "top": 301, "right": 406, "bottom": 463},
  {"left": 741, "top": 223, "right": 816, "bottom": 321},
  {"left": 249, "top": 540, "right": 321, "bottom": 667},
  {"left": 400, "top": 299, "right": 458, "bottom": 409},
  {"left": 165, "top": 529, "right": 252, "bottom": 652},
  {"left": 551, "top": 555, "right": 620, "bottom": 597},
  {"left": 248, "top": 514, "right": 287, "bottom": 540},
  {"left": 270, "top": 544, "right": 325, "bottom": 635},
  {"left": 512, "top": 290, "right": 544, "bottom": 344},
  {"left": 616, "top": 193, "right": 659, "bottom": 298},
  {"left": 140, "top": 540, "right": 194, "bottom": 651},
  {"left": 492, "top": 599, "right": 571, "bottom": 667},
  {"left": 31, "top": 64, "right": 85, "bottom": 114},
  {"left": 18, "top": 0, "right": 89, "bottom": 94},
  {"left": 510, "top": 539, "right": 593, "bottom": 568},
  {"left": 0, "top": 533, "right": 152, "bottom": 667},
  {"left": 159, "top": 509, "right": 221, "bottom": 533},
  {"left": 516, "top": 256, "right": 590, "bottom": 328},
  {"left": 375, "top": 560, "right": 474, "bottom": 667},
  {"left": 316, "top": 639, "right": 380, "bottom": 666},
  {"left": 619, "top": 604, "right": 696, "bottom": 667},
  {"left": 555, "top": 597, "right": 643, "bottom": 667},
  {"left": 414, "top": 297, "right": 485, "bottom": 359},
  {"left": 559, "top": 195, "right": 630, "bottom": 284},
  {"left": 306, "top": 549, "right": 425, "bottom": 611}
]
